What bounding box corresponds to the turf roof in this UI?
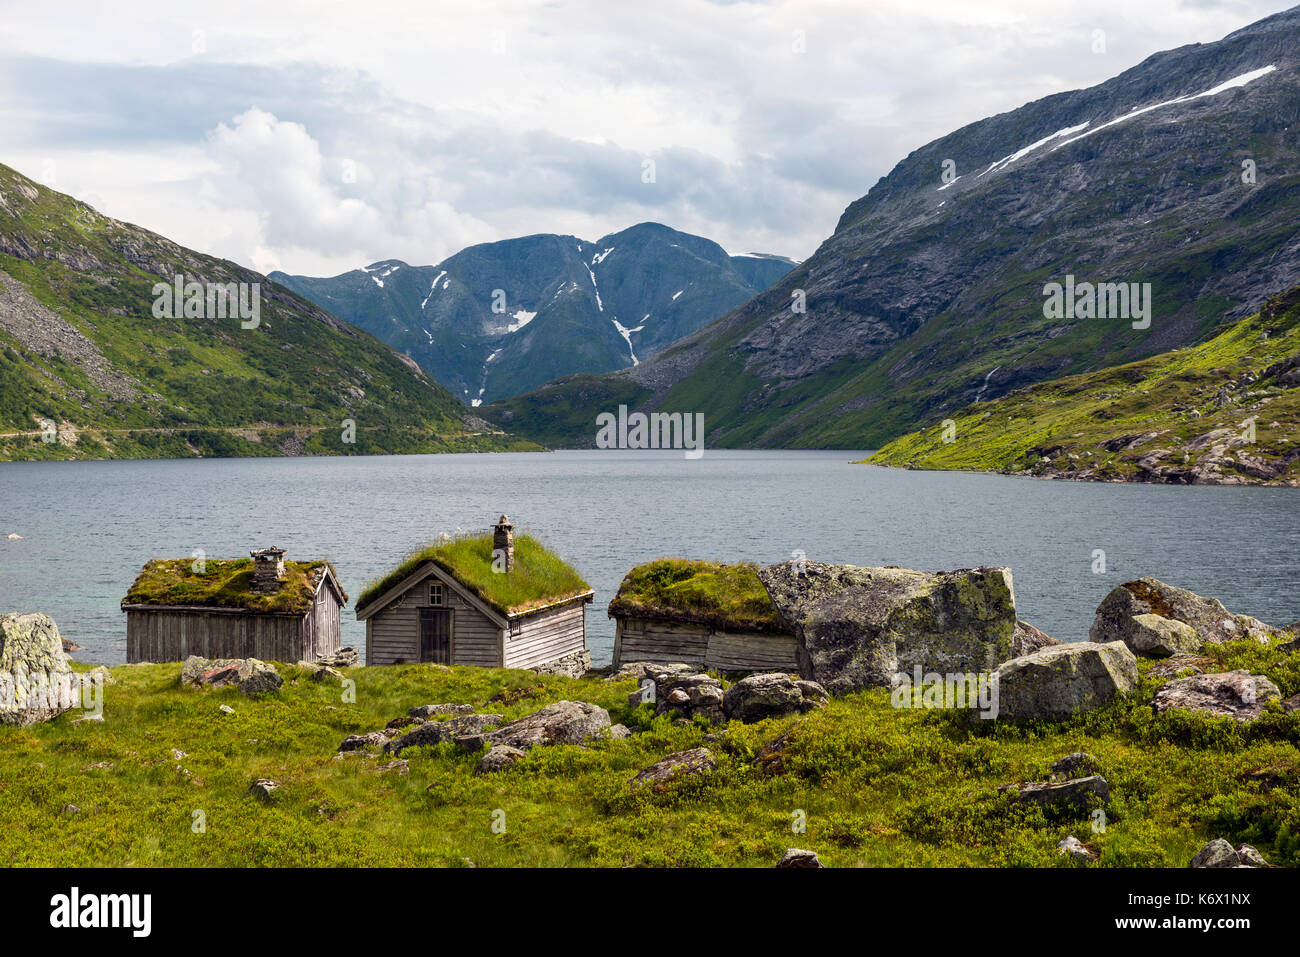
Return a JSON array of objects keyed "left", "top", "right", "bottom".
[
  {"left": 607, "top": 558, "right": 789, "bottom": 634},
  {"left": 121, "top": 558, "right": 343, "bottom": 615}
]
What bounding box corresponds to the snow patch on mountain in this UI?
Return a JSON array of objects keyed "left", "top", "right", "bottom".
[
  {"left": 612, "top": 319, "right": 644, "bottom": 366},
  {"left": 421, "top": 270, "right": 448, "bottom": 309}
]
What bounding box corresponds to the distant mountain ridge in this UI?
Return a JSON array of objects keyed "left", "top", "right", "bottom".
[
  {"left": 485, "top": 6, "right": 1300, "bottom": 450},
  {"left": 270, "top": 222, "right": 795, "bottom": 405},
  {"left": 0, "top": 162, "right": 535, "bottom": 461}
]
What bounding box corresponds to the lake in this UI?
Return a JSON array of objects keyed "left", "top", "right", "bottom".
[{"left": 1, "top": 449, "right": 1298, "bottom": 666}]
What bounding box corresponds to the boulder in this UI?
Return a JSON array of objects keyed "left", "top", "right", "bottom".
[
  {"left": 757, "top": 561, "right": 1018, "bottom": 693},
  {"left": 651, "top": 671, "right": 726, "bottom": 723},
  {"left": 999, "top": 774, "right": 1110, "bottom": 811},
  {"left": 307, "top": 665, "right": 343, "bottom": 683},
  {"left": 1011, "top": 620, "right": 1062, "bottom": 657},
  {"left": 1146, "top": 654, "right": 1213, "bottom": 679},
  {"left": 722, "top": 672, "right": 827, "bottom": 723},
  {"left": 461, "top": 701, "right": 610, "bottom": 753},
  {"left": 0, "top": 612, "right": 87, "bottom": 726},
  {"left": 338, "top": 731, "right": 390, "bottom": 753},
  {"left": 1190, "top": 839, "right": 1271, "bottom": 868},
  {"left": 992, "top": 641, "right": 1138, "bottom": 720},
  {"left": 374, "top": 760, "right": 409, "bottom": 774},
  {"left": 776, "top": 848, "right": 824, "bottom": 868},
  {"left": 1050, "top": 752, "right": 1100, "bottom": 780},
  {"left": 607, "top": 724, "right": 632, "bottom": 739},
  {"left": 607, "top": 660, "right": 695, "bottom": 681},
  {"left": 248, "top": 779, "right": 278, "bottom": 801},
  {"left": 1058, "top": 835, "right": 1097, "bottom": 862},
  {"left": 755, "top": 728, "right": 797, "bottom": 775},
  {"left": 629, "top": 747, "right": 716, "bottom": 791},
  {"left": 475, "top": 745, "right": 527, "bottom": 774},
  {"left": 408, "top": 703, "right": 475, "bottom": 718},
  {"left": 1151, "top": 671, "right": 1280, "bottom": 722},
  {"left": 180, "top": 655, "right": 282, "bottom": 698},
  {"left": 316, "top": 647, "right": 359, "bottom": 668},
  {"left": 386, "top": 713, "right": 504, "bottom": 755},
  {"left": 1090, "top": 578, "right": 1277, "bottom": 657}
]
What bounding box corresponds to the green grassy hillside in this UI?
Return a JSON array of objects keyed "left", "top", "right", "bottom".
[
  {"left": 0, "top": 163, "right": 539, "bottom": 461},
  {"left": 867, "top": 286, "right": 1300, "bottom": 485},
  {"left": 4, "top": 642, "right": 1299, "bottom": 867}
]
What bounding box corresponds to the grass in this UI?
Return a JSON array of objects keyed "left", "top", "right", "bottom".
[
  {"left": 354, "top": 534, "right": 590, "bottom": 617},
  {"left": 122, "top": 558, "right": 340, "bottom": 615},
  {"left": 608, "top": 559, "right": 788, "bottom": 633},
  {"left": 865, "top": 285, "right": 1300, "bottom": 483},
  {"left": 3, "top": 635, "right": 1298, "bottom": 867}
]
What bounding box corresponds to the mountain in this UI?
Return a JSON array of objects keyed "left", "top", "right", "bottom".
[
  {"left": 269, "top": 223, "right": 795, "bottom": 406},
  {"left": 0, "top": 163, "right": 537, "bottom": 460},
  {"left": 867, "top": 284, "right": 1300, "bottom": 485},
  {"left": 485, "top": 8, "right": 1300, "bottom": 450}
]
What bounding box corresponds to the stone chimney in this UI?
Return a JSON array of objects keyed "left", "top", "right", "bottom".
[
  {"left": 492, "top": 515, "right": 514, "bottom": 573},
  {"left": 251, "top": 546, "right": 286, "bottom": 593}
]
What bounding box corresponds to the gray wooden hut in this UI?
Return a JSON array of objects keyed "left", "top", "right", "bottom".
[
  {"left": 608, "top": 559, "right": 800, "bottom": 673},
  {"left": 356, "top": 517, "right": 594, "bottom": 670},
  {"left": 121, "top": 547, "right": 346, "bottom": 664}
]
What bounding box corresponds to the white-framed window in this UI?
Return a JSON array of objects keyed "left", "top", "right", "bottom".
[{"left": 428, "top": 582, "right": 444, "bottom": 606}]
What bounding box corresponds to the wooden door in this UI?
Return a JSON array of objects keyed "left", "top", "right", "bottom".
[{"left": 419, "top": 608, "right": 453, "bottom": 664}]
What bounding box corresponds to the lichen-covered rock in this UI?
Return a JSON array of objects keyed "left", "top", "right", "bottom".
[
  {"left": 651, "top": 671, "right": 726, "bottom": 723},
  {"left": 1050, "top": 752, "right": 1100, "bottom": 779},
  {"left": 1000, "top": 774, "right": 1110, "bottom": 811},
  {"left": 1011, "top": 620, "right": 1062, "bottom": 657},
  {"left": 1058, "top": 835, "right": 1097, "bottom": 861},
  {"left": 755, "top": 728, "right": 797, "bottom": 775},
  {"left": 0, "top": 612, "right": 86, "bottom": 726},
  {"left": 1152, "top": 670, "right": 1280, "bottom": 722},
  {"left": 386, "top": 713, "right": 504, "bottom": 755},
  {"left": 758, "top": 561, "right": 1018, "bottom": 693},
  {"left": 629, "top": 747, "right": 716, "bottom": 791},
  {"left": 248, "top": 778, "right": 278, "bottom": 801},
  {"left": 461, "top": 701, "right": 610, "bottom": 753},
  {"left": 722, "top": 672, "right": 827, "bottom": 723},
  {"left": 475, "top": 745, "right": 526, "bottom": 774},
  {"left": 408, "top": 703, "right": 475, "bottom": 718},
  {"left": 992, "top": 641, "right": 1138, "bottom": 720},
  {"left": 1189, "top": 839, "right": 1271, "bottom": 868},
  {"left": 1147, "top": 654, "right": 1213, "bottom": 679},
  {"left": 338, "top": 731, "right": 391, "bottom": 753},
  {"left": 180, "top": 655, "right": 282, "bottom": 697},
  {"left": 316, "top": 647, "right": 359, "bottom": 668},
  {"left": 307, "top": 665, "right": 343, "bottom": 683},
  {"left": 1090, "top": 578, "right": 1277, "bottom": 657},
  {"left": 776, "top": 848, "right": 824, "bottom": 868}
]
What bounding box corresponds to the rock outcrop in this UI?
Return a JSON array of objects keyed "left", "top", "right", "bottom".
[
  {"left": 1151, "top": 671, "right": 1281, "bottom": 722},
  {"left": 1189, "top": 839, "right": 1272, "bottom": 868},
  {"left": 999, "top": 774, "right": 1110, "bottom": 811},
  {"left": 776, "top": 848, "right": 824, "bottom": 868},
  {"left": 721, "top": 673, "right": 827, "bottom": 723},
  {"left": 629, "top": 748, "right": 716, "bottom": 791},
  {"left": 180, "top": 655, "right": 283, "bottom": 697},
  {"left": 0, "top": 612, "right": 87, "bottom": 726},
  {"left": 1091, "top": 578, "right": 1277, "bottom": 657},
  {"left": 458, "top": 700, "right": 610, "bottom": 753},
  {"left": 757, "top": 561, "right": 1018, "bottom": 693},
  {"left": 386, "top": 713, "right": 504, "bottom": 755},
  {"left": 992, "top": 641, "right": 1138, "bottom": 720},
  {"left": 475, "top": 745, "right": 526, "bottom": 775},
  {"left": 639, "top": 670, "right": 727, "bottom": 723}
]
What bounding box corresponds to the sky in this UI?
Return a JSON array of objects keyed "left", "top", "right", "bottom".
[{"left": 1, "top": 0, "right": 1295, "bottom": 277}]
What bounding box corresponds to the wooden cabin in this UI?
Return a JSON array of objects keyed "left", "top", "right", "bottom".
[
  {"left": 121, "top": 547, "right": 346, "bottom": 664},
  {"left": 355, "top": 517, "right": 594, "bottom": 673},
  {"left": 609, "top": 559, "right": 800, "bottom": 674}
]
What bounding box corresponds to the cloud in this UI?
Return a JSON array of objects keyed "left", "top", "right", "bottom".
[{"left": 0, "top": 0, "right": 1294, "bottom": 274}]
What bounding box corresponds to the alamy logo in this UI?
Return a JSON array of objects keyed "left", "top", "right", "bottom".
[
  {"left": 152, "top": 274, "right": 261, "bottom": 329},
  {"left": 50, "top": 887, "right": 151, "bottom": 937},
  {"left": 891, "top": 666, "right": 998, "bottom": 719},
  {"left": 1042, "top": 275, "right": 1151, "bottom": 330},
  {"left": 595, "top": 405, "right": 704, "bottom": 459}
]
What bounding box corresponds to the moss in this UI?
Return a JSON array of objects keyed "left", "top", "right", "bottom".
[
  {"left": 354, "top": 533, "right": 590, "bottom": 618},
  {"left": 608, "top": 559, "right": 788, "bottom": 633},
  {"left": 122, "top": 558, "right": 341, "bottom": 615}
]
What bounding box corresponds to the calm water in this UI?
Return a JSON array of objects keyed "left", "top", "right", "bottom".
[{"left": 1, "top": 449, "right": 1298, "bottom": 666}]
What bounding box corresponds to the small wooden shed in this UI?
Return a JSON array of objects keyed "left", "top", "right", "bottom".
[
  {"left": 121, "top": 547, "right": 346, "bottom": 664},
  {"left": 355, "top": 517, "right": 594, "bottom": 671},
  {"left": 609, "top": 559, "right": 800, "bottom": 673}
]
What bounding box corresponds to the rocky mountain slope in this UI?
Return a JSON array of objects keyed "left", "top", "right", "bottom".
[
  {"left": 0, "top": 163, "right": 536, "bottom": 460},
  {"left": 867, "top": 285, "right": 1300, "bottom": 485},
  {"left": 270, "top": 223, "right": 794, "bottom": 406},
  {"left": 486, "top": 7, "right": 1300, "bottom": 450}
]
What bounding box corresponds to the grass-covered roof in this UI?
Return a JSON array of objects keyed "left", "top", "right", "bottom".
[
  {"left": 121, "top": 558, "right": 343, "bottom": 615},
  {"left": 355, "top": 533, "right": 591, "bottom": 618},
  {"left": 608, "top": 559, "right": 789, "bottom": 634}
]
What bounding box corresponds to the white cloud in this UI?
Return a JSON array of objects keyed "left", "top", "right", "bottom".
[{"left": 0, "top": 0, "right": 1293, "bottom": 274}]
